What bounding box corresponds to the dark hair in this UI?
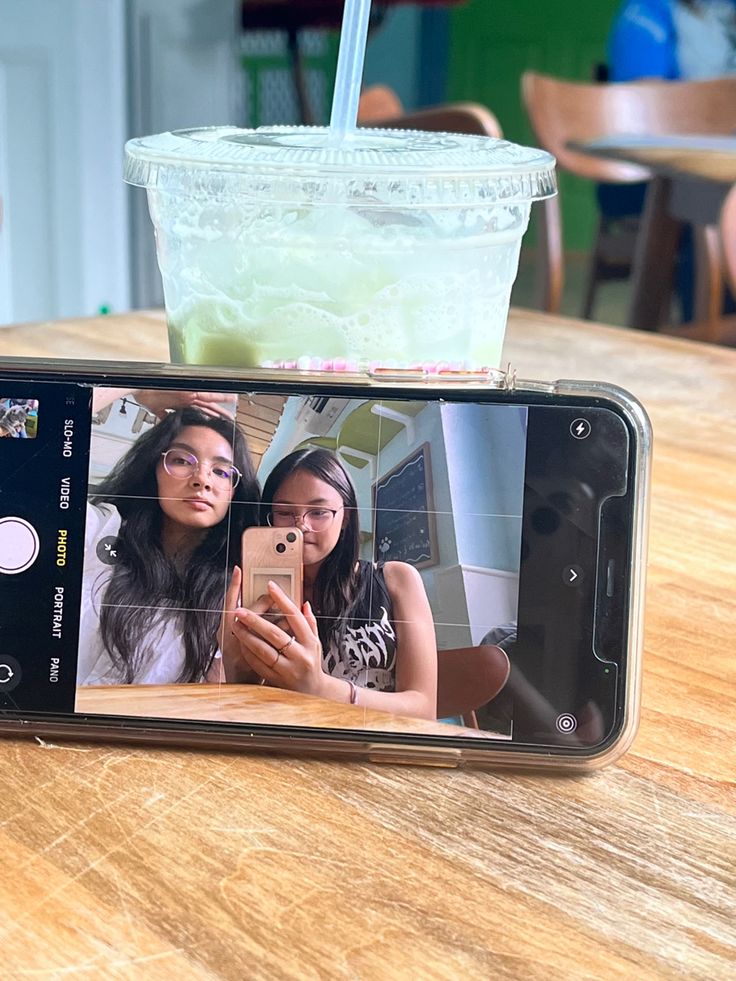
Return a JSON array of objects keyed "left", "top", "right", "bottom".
[
  {"left": 92, "top": 407, "right": 260, "bottom": 682},
  {"left": 261, "top": 448, "right": 365, "bottom": 653}
]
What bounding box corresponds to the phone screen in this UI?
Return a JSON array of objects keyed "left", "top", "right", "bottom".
[{"left": 0, "top": 373, "right": 637, "bottom": 756}]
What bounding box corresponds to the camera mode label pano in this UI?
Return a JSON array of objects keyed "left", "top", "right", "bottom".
[{"left": 0, "top": 383, "right": 91, "bottom": 712}]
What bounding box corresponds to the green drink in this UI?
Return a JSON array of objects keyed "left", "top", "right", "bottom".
[{"left": 125, "top": 127, "right": 555, "bottom": 371}]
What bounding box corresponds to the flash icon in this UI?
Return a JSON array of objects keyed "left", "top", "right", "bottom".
[{"left": 570, "top": 418, "right": 591, "bottom": 440}]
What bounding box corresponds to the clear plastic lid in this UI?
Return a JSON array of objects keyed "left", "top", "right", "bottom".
[{"left": 124, "top": 125, "right": 556, "bottom": 207}]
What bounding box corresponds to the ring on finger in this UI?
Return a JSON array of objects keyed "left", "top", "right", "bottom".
[{"left": 277, "top": 635, "right": 295, "bottom": 657}]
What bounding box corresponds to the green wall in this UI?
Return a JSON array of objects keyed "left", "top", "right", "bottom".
[{"left": 447, "top": 0, "right": 620, "bottom": 251}]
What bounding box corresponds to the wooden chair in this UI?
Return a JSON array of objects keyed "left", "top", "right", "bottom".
[
  {"left": 722, "top": 183, "right": 736, "bottom": 295},
  {"left": 358, "top": 84, "right": 502, "bottom": 139},
  {"left": 436, "top": 644, "right": 510, "bottom": 729},
  {"left": 521, "top": 72, "right": 736, "bottom": 319},
  {"left": 663, "top": 183, "right": 736, "bottom": 346}
]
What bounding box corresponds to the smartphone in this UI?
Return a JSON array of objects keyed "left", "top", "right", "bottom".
[
  {"left": 0, "top": 359, "right": 651, "bottom": 771},
  {"left": 241, "top": 526, "right": 303, "bottom": 610}
]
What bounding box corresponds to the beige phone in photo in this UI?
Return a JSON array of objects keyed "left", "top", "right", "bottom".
[{"left": 241, "top": 527, "right": 304, "bottom": 612}]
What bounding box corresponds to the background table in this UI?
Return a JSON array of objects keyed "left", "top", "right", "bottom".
[
  {"left": 76, "top": 683, "right": 499, "bottom": 739},
  {"left": 0, "top": 309, "right": 734, "bottom": 977},
  {"left": 574, "top": 137, "right": 736, "bottom": 331}
]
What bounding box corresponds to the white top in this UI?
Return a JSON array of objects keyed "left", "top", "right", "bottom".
[
  {"left": 674, "top": 1, "right": 736, "bottom": 79},
  {"left": 76, "top": 502, "right": 190, "bottom": 686}
]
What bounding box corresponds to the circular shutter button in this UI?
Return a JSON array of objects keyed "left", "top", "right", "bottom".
[{"left": 0, "top": 517, "right": 40, "bottom": 574}]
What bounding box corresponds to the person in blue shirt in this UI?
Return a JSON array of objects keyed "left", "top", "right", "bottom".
[
  {"left": 608, "top": 0, "right": 736, "bottom": 82},
  {"left": 602, "top": 1, "right": 736, "bottom": 321}
]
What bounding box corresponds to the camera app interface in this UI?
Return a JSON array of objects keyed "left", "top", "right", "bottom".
[
  {"left": 76, "top": 389, "right": 524, "bottom": 740},
  {"left": 0, "top": 377, "right": 626, "bottom": 748}
]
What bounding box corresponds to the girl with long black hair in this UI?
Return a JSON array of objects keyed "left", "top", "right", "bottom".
[
  {"left": 222, "top": 448, "right": 437, "bottom": 720},
  {"left": 78, "top": 392, "right": 259, "bottom": 685}
]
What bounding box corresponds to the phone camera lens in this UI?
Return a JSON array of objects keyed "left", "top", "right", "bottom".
[
  {"left": 286, "top": 532, "right": 297, "bottom": 543},
  {"left": 276, "top": 542, "right": 286, "bottom": 554}
]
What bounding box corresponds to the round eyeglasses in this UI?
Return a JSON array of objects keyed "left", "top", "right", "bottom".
[
  {"left": 160, "top": 449, "right": 241, "bottom": 489},
  {"left": 267, "top": 506, "right": 342, "bottom": 531}
]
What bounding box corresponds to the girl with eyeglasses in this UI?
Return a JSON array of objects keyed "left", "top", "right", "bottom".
[
  {"left": 221, "top": 448, "right": 438, "bottom": 721},
  {"left": 77, "top": 390, "right": 259, "bottom": 686}
]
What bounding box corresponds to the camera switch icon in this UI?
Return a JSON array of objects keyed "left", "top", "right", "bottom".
[
  {"left": 0, "top": 656, "right": 22, "bottom": 693},
  {"left": 0, "top": 517, "right": 40, "bottom": 575}
]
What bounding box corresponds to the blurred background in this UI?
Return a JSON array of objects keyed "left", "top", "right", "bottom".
[{"left": 1, "top": 0, "right": 734, "bottom": 345}]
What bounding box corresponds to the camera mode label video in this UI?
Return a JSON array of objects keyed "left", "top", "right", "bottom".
[{"left": 0, "top": 385, "right": 91, "bottom": 713}]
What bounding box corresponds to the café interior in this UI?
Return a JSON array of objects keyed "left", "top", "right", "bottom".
[
  {"left": 3, "top": 0, "right": 736, "bottom": 342},
  {"left": 0, "top": 2, "right": 734, "bottom": 977}
]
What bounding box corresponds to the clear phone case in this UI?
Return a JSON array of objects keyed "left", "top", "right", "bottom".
[{"left": 0, "top": 358, "right": 651, "bottom": 771}]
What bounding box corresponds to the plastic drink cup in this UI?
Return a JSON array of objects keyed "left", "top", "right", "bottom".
[{"left": 124, "top": 126, "right": 556, "bottom": 372}]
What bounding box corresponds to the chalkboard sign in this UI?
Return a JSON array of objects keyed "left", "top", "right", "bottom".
[{"left": 373, "top": 443, "right": 437, "bottom": 569}]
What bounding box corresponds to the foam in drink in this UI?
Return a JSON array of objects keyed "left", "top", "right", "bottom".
[
  {"left": 125, "top": 126, "right": 556, "bottom": 371},
  {"left": 153, "top": 194, "right": 529, "bottom": 371}
]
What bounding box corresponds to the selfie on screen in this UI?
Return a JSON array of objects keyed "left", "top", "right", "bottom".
[{"left": 75, "top": 387, "right": 526, "bottom": 739}]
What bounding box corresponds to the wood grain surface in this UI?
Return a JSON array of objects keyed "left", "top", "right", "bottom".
[
  {"left": 0, "top": 310, "right": 734, "bottom": 979},
  {"left": 572, "top": 140, "right": 736, "bottom": 184},
  {"left": 75, "top": 683, "right": 499, "bottom": 739}
]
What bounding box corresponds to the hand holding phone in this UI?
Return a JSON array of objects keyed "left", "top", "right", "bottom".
[
  {"left": 216, "top": 566, "right": 257, "bottom": 684},
  {"left": 218, "top": 563, "right": 313, "bottom": 685},
  {"left": 231, "top": 581, "right": 325, "bottom": 695}
]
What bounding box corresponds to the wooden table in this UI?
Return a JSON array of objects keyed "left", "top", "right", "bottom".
[
  {"left": 573, "top": 136, "right": 736, "bottom": 332},
  {"left": 1, "top": 310, "right": 734, "bottom": 977},
  {"left": 76, "top": 683, "right": 500, "bottom": 740}
]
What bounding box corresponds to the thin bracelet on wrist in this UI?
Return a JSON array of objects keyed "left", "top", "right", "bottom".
[{"left": 347, "top": 680, "right": 358, "bottom": 705}]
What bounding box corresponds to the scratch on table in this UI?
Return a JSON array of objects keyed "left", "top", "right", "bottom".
[
  {"left": 17, "top": 946, "right": 190, "bottom": 976},
  {"left": 209, "top": 825, "right": 278, "bottom": 835},
  {"left": 8, "top": 760, "right": 240, "bottom": 937},
  {"left": 143, "top": 791, "right": 166, "bottom": 808},
  {"left": 650, "top": 783, "right": 674, "bottom": 851},
  {"left": 216, "top": 842, "right": 350, "bottom": 917},
  {"left": 34, "top": 736, "right": 91, "bottom": 752},
  {"left": 34, "top": 790, "right": 139, "bottom": 859}
]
